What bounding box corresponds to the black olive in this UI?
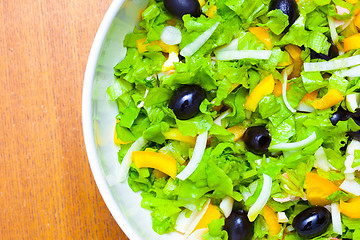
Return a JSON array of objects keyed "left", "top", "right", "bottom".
[
  {"left": 169, "top": 85, "right": 206, "bottom": 120},
  {"left": 243, "top": 126, "right": 271, "bottom": 155},
  {"left": 269, "top": 0, "right": 299, "bottom": 32},
  {"left": 225, "top": 209, "right": 254, "bottom": 240},
  {"left": 330, "top": 106, "right": 351, "bottom": 126},
  {"left": 164, "top": 0, "right": 201, "bottom": 19},
  {"left": 351, "top": 108, "right": 360, "bottom": 126},
  {"left": 292, "top": 206, "right": 331, "bottom": 239},
  {"left": 310, "top": 44, "right": 339, "bottom": 61}
]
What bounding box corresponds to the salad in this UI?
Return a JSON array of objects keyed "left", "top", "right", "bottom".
[{"left": 107, "top": 0, "right": 360, "bottom": 239}]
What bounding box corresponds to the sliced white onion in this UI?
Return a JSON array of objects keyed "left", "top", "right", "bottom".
[
  {"left": 161, "top": 26, "right": 182, "bottom": 45},
  {"left": 215, "top": 38, "right": 239, "bottom": 52},
  {"left": 273, "top": 194, "right": 300, "bottom": 203},
  {"left": 340, "top": 179, "right": 360, "bottom": 196},
  {"left": 118, "top": 137, "right": 148, "bottom": 182},
  {"left": 248, "top": 174, "right": 272, "bottom": 222},
  {"left": 304, "top": 55, "right": 360, "bottom": 72},
  {"left": 277, "top": 212, "right": 289, "bottom": 223},
  {"left": 215, "top": 50, "right": 272, "bottom": 61},
  {"left": 187, "top": 228, "right": 208, "bottom": 240},
  {"left": 220, "top": 196, "right": 234, "bottom": 218},
  {"left": 162, "top": 51, "right": 179, "bottom": 71},
  {"left": 180, "top": 22, "right": 219, "bottom": 57},
  {"left": 346, "top": 93, "right": 359, "bottom": 112},
  {"left": 137, "top": 89, "right": 149, "bottom": 108},
  {"left": 184, "top": 199, "right": 211, "bottom": 237},
  {"left": 175, "top": 209, "right": 198, "bottom": 234},
  {"left": 336, "top": 5, "right": 350, "bottom": 15},
  {"left": 344, "top": 140, "right": 360, "bottom": 174},
  {"left": 177, "top": 131, "right": 208, "bottom": 180},
  {"left": 331, "top": 203, "right": 342, "bottom": 235},
  {"left": 296, "top": 102, "right": 314, "bottom": 113},
  {"left": 314, "top": 147, "right": 330, "bottom": 172},
  {"left": 282, "top": 65, "right": 296, "bottom": 113},
  {"left": 340, "top": 65, "right": 360, "bottom": 78},
  {"left": 328, "top": 16, "right": 338, "bottom": 45},
  {"left": 213, "top": 109, "right": 232, "bottom": 127},
  {"left": 269, "top": 132, "right": 317, "bottom": 152}
]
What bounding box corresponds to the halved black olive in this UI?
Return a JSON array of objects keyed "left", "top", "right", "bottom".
[
  {"left": 269, "top": 0, "right": 299, "bottom": 32},
  {"left": 225, "top": 209, "right": 254, "bottom": 240},
  {"left": 164, "top": 0, "right": 201, "bottom": 19},
  {"left": 243, "top": 126, "right": 271, "bottom": 155},
  {"left": 292, "top": 206, "right": 331, "bottom": 239},
  {"left": 310, "top": 44, "right": 339, "bottom": 61},
  {"left": 330, "top": 106, "right": 351, "bottom": 126},
  {"left": 169, "top": 85, "right": 206, "bottom": 120}
]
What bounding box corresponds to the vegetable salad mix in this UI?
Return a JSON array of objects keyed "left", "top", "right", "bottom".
[{"left": 107, "top": 0, "right": 360, "bottom": 239}]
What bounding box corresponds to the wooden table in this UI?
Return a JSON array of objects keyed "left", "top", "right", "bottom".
[{"left": 0, "top": 1, "right": 128, "bottom": 239}]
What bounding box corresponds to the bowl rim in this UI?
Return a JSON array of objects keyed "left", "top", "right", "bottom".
[{"left": 82, "top": 0, "right": 141, "bottom": 239}]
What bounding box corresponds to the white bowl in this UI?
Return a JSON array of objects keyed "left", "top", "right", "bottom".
[{"left": 82, "top": 0, "right": 184, "bottom": 239}]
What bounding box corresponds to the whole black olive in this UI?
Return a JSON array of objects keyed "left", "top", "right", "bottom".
[
  {"left": 164, "top": 0, "right": 201, "bottom": 19},
  {"left": 330, "top": 106, "right": 351, "bottom": 126},
  {"left": 310, "top": 44, "right": 339, "bottom": 61},
  {"left": 269, "top": 0, "right": 299, "bottom": 31},
  {"left": 292, "top": 206, "right": 331, "bottom": 239},
  {"left": 225, "top": 209, "right": 254, "bottom": 240},
  {"left": 169, "top": 85, "right": 206, "bottom": 120},
  {"left": 243, "top": 126, "right": 271, "bottom": 154}
]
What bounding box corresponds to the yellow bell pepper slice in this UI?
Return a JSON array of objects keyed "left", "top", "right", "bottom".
[
  {"left": 340, "top": 196, "right": 360, "bottom": 218},
  {"left": 162, "top": 128, "right": 196, "bottom": 147},
  {"left": 262, "top": 205, "right": 281, "bottom": 237},
  {"left": 226, "top": 125, "right": 246, "bottom": 142},
  {"left": 273, "top": 80, "right": 291, "bottom": 97},
  {"left": 244, "top": 74, "right": 275, "bottom": 112},
  {"left": 311, "top": 89, "right": 344, "bottom": 110},
  {"left": 343, "top": 33, "right": 360, "bottom": 52},
  {"left": 136, "top": 38, "right": 180, "bottom": 53},
  {"left": 114, "top": 128, "right": 133, "bottom": 145},
  {"left": 346, "top": 0, "right": 358, "bottom": 4},
  {"left": 285, "top": 44, "right": 303, "bottom": 78},
  {"left": 304, "top": 172, "right": 340, "bottom": 206},
  {"left": 206, "top": 5, "right": 217, "bottom": 18},
  {"left": 193, "top": 203, "right": 222, "bottom": 232},
  {"left": 198, "top": 0, "right": 206, "bottom": 7},
  {"left": 277, "top": 51, "right": 293, "bottom": 67},
  {"left": 131, "top": 151, "right": 177, "bottom": 179},
  {"left": 249, "top": 27, "right": 274, "bottom": 50}
]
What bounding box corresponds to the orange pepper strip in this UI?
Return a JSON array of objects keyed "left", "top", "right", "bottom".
[
  {"left": 343, "top": 33, "right": 360, "bottom": 52},
  {"left": 300, "top": 90, "right": 318, "bottom": 103},
  {"left": 249, "top": 27, "right": 274, "bottom": 50},
  {"left": 162, "top": 128, "right": 196, "bottom": 147},
  {"left": 206, "top": 5, "right": 217, "bottom": 18},
  {"left": 262, "top": 205, "right": 281, "bottom": 237},
  {"left": 131, "top": 151, "right": 177, "bottom": 179},
  {"left": 340, "top": 196, "right": 360, "bottom": 218},
  {"left": 355, "top": 13, "right": 360, "bottom": 29},
  {"left": 304, "top": 173, "right": 340, "bottom": 206},
  {"left": 244, "top": 74, "right": 275, "bottom": 112},
  {"left": 136, "top": 38, "right": 179, "bottom": 53},
  {"left": 193, "top": 203, "right": 222, "bottom": 232},
  {"left": 285, "top": 45, "right": 303, "bottom": 78},
  {"left": 311, "top": 89, "right": 344, "bottom": 110},
  {"left": 273, "top": 80, "right": 291, "bottom": 97},
  {"left": 226, "top": 125, "right": 246, "bottom": 142}
]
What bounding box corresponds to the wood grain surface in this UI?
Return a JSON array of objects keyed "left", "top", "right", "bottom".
[{"left": 0, "top": 0, "right": 129, "bottom": 239}]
